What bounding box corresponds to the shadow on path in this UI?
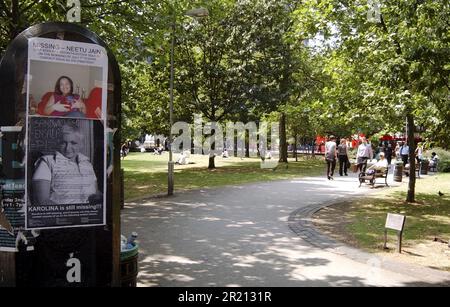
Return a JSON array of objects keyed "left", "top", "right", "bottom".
[{"left": 122, "top": 175, "right": 448, "bottom": 287}]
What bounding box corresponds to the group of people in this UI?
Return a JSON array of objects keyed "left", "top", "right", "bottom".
[
  {"left": 325, "top": 136, "right": 348, "bottom": 180},
  {"left": 324, "top": 135, "right": 439, "bottom": 180},
  {"left": 325, "top": 136, "right": 388, "bottom": 180}
]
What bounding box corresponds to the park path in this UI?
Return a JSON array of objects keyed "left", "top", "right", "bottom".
[{"left": 122, "top": 172, "right": 450, "bottom": 287}]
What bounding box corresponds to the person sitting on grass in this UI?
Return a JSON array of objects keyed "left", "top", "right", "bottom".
[
  {"left": 175, "top": 150, "right": 190, "bottom": 165},
  {"left": 222, "top": 148, "right": 229, "bottom": 158}
]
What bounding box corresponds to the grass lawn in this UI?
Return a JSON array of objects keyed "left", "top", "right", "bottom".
[
  {"left": 122, "top": 152, "right": 324, "bottom": 201},
  {"left": 348, "top": 174, "right": 450, "bottom": 248},
  {"left": 313, "top": 173, "right": 450, "bottom": 271}
]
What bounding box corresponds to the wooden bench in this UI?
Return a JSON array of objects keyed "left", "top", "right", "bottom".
[{"left": 359, "top": 168, "right": 389, "bottom": 188}]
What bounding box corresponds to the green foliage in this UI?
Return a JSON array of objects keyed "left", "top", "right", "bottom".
[
  {"left": 0, "top": 0, "right": 65, "bottom": 54},
  {"left": 438, "top": 161, "right": 450, "bottom": 173},
  {"left": 1, "top": 0, "right": 448, "bottom": 155},
  {"left": 423, "top": 148, "right": 450, "bottom": 172},
  {"left": 424, "top": 148, "right": 450, "bottom": 161},
  {"left": 292, "top": 0, "right": 449, "bottom": 142}
]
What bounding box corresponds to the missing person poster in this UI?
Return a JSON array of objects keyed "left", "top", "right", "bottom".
[{"left": 25, "top": 38, "right": 108, "bottom": 229}]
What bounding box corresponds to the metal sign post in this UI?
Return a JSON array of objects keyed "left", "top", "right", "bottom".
[{"left": 384, "top": 213, "right": 406, "bottom": 253}]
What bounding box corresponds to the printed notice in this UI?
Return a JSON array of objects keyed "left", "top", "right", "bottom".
[{"left": 25, "top": 37, "right": 107, "bottom": 230}]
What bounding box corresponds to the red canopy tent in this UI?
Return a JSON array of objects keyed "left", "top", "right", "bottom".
[{"left": 380, "top": 134, "right": 394, "bottom": 141}]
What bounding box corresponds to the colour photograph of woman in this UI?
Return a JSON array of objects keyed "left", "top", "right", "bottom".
[
  {"left": 44, "top": 76, "right": 87, "bottom": 118},
  {"left": 27, "top": 60, "right": 104, "bottom": 120}
]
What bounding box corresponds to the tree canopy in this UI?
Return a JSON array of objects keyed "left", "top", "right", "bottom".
[{"left": 1, "top": 0, "right": 448, "bottom": 198}]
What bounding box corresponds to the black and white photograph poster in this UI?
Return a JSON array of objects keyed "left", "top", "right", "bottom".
[{"left": 25, "top": 37, "right": 108, "bottom": 229}]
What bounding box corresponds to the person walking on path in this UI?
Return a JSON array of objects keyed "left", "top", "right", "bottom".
[
  {"left": 356, "top": 137, "right": 373, "bottom": 173},
  {"left": 338, "top": 138, "right": 349, "bottom": 176},
  {"left": 325, "top": 135, "right": 337, "bottom": 180}
]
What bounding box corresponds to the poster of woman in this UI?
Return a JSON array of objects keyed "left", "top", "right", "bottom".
[{"left": 26, "top": 37, "right": 107, "bottom": 120}]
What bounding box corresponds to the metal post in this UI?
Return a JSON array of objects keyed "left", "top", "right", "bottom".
[
  {"left": 168, "top": 20, "right": 175, "bottom": 196},
  {"left": 166, "top": 7, "right": 208, "bottom": 196},
  {"left": 398, "top": 231, "right": 402, "bottom": 253},
  {"left": 383, "top": 229, "right": 388, "bottom": 250},
  {"left": 120, "top": 168, "right": 124, "bottom": 209}
]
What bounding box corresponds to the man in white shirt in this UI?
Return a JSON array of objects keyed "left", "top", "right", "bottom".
[
  {"left": 356, "top": 137, "right": 373, "bottom": 172},
  {"left": 366, "top": 152, "right": 388, "bottom": 175},
  {"left": 399, "top": 141, "right": 409, "bottom": 166},
  {"left": 32, "top": 123, "right": 101, "bottom": 205}
]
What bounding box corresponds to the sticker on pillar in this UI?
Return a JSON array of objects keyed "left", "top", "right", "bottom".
[{"left": 1, "top": 127, "right": 38, "bottom": 251}]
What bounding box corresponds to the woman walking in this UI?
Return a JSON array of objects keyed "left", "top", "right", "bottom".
[{"left": 338, "top": 139, "right": 349, "bottom": 176}]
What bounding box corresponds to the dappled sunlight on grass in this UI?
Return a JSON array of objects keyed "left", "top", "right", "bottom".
[
  {"left": 314, "top": 173, "right": 450, "bottom": 271},
  {"left": 123, "top": 152, "right": 324, "bottom": 200}
]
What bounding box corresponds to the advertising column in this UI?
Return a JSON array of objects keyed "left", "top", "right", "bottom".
[{"left": 0, "top": 22, "right": 121, "bottom": 287}]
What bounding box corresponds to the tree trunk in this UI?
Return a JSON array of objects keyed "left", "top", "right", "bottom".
[
  {"left": 208, "top": 154, "right": 215, "bottom": 169},
  {"left": 406, "top": 113, "right": 416, "bottom": 203},
  {"left": 208, "top": 126, "right": 216, "bottom": 169},
  {"left": 294, "top": 134, "right": 298, "bottom": 162},
  {"left": 245, "top": 136, "right": 249, "bottom": 158},
  {"left": 9, "top": 0, "right": 20, "bottom": 41},
  {"left": 279, "top": 112, "right": 288, "bottom": 163}
]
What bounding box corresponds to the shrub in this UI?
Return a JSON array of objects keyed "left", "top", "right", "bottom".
[
  {"left": 424, "top": 148, "right": 450, "bottom": 161},
  {"left": 424, "top": 148, "right": 450, "bottom": 173},
  {"left": 438, "top": 160, "right": 450, "bottom": 173}
]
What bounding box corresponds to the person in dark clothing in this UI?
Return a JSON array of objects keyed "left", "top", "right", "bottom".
[
  {"left": 385, "top": 143, "right": 393, "bottom": 165},
  {"left": 337, "top": 139, "right": 349, "bottom": 176},
  {"left": 120, "top": 143, "right": 129, "bottom": 159}
]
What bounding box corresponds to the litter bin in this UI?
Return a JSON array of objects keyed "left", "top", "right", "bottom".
[
  {"left": 394, "top": 162, "right": 403, "bottom": 182},
  {"left": 120, "top": 244, "right": 138, "bottom": 287},
  {"left": 420, "top": 160, "right": 429, "bottom": 175}
]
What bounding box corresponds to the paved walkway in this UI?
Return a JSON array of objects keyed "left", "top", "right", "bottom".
[{"left": 122, "top": 172, "right": 450, "bottom": 287}]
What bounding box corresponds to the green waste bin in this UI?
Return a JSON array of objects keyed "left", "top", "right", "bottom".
[{"left": 120, "top": 244, "right": 138, "bottom": 287}]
